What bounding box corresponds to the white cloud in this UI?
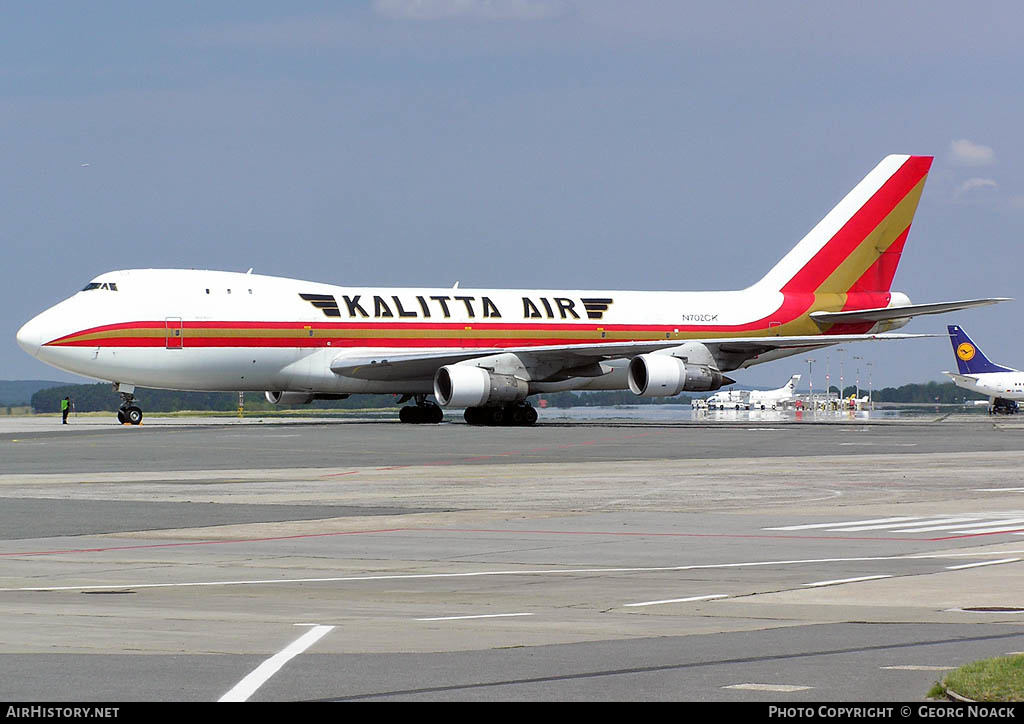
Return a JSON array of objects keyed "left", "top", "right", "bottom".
[
  {"left": 949, "top": 139, "right": 995, "bottom": 166},
  {"left": 955, "top": 177, "right": 998, "bottom": 197},
  {"left": 372, "top": 0, "right": 571, "bottom": 21}
]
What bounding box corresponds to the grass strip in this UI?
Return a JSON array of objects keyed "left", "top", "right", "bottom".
[{"left": 929, "top": 655, "right": 1024, "bottom": 702}]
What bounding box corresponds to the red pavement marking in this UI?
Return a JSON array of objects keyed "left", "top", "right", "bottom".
[{"left": 4, "top": 525, "right": 1020, "bottom": 559}]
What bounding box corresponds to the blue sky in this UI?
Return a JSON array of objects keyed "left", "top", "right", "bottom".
[{"left": 3, "top": 1, "right": 1023, "bottom": 391}]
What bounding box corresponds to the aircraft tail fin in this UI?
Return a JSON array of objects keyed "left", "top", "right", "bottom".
[
  {"left": 753, "top": 155, "right": 933, "bottom": 296},
  {"left": 948, "top": 325, "right": 1013, "bottom": 374}
]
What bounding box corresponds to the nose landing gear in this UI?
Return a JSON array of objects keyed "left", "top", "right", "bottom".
[{"left": 114, "top": 385, "right": 144, "bottom": 425}]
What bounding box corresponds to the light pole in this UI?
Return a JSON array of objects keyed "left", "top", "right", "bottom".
[
  {"left": 805, "top": 357, "right": 816, "bottom": 410},
  {"left": 825, "top": 354, "right": 831, "bottom": 404},
  {"left": 853, "top": 356, "right": 863, "bottom": 403},
  {"left": 836, "top": 347, "right": 846, "bottom": 402},
  {"left": 866, "top": 361, "right": 874, "bottom": 409}
]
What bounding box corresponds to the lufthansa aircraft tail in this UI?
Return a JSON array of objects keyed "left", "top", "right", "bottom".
[{"left": 948, "top": 325, "right": 1014, "bottom": 375}]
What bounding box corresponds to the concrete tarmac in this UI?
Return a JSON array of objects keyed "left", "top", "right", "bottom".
[{"left": 2, "top": 411, "right": 1024, "bottom": 701}]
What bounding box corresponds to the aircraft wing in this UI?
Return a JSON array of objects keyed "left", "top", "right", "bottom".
[
  {"left": 809, "top": 297, "right": 1010, "bottom": 324},
  {"left": 331, "top": 349, "right": 506, "bottom": 380},
  {"left": 330, "top": 333, "right": 929, "bottom": 381}
]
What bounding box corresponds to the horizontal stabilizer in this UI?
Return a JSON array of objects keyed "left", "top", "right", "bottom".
[{"left": 810, "top": 298, "right": 1010, "bottom": 324}]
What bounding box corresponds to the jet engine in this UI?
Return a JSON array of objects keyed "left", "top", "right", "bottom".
[
  {"left": 433, "top": 365, "right": 529, "bottom": 408},
  {"left": 627, "top": 354, "right": 729, "bottom": 397},
  {"left": 264, "top": 391, "right": 349, "bottom": 405}
]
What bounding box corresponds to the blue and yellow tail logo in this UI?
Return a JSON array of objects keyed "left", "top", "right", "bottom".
[{"left": 948, "top": 325, "right": 1012, "bottom": 375}]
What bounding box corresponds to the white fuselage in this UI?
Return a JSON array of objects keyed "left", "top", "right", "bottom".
[
  {"left": 15, "top": 269, "right": 781, "bottom": 394},
  {"left": 706, "top": 375, "right": 800, "bottom": 409},
  {"left": 946, "top": 371, "right": 1024, "bottom": 401},
  {"left": 748, "top": 376, "right": 800, "bottom": 405},
  {"left": 16, "top": 269, "right": 893, "bottom": 396}
]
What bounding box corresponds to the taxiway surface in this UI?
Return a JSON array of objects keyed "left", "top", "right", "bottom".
[{"left": 2, "top": 412, "right": 1024, "bottom": 701}]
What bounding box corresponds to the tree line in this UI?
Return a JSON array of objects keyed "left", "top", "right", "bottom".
[{"left": 864, "top": 381, "right": 986, "bottom": 403}]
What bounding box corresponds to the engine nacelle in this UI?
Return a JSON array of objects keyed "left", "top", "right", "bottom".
[
  {"left": 433, "top": 365, "right": 529, "bottom": 408},
  {"left": 627, "top": 355, "right": 727, "bottom": 397},
  {"left": 264, "top": 391, "right": 349, "bottom": 405}
]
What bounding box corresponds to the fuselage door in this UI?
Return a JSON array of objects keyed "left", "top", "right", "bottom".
[{"left": 165, "top": 317, "right": 184, "bottom": 349}]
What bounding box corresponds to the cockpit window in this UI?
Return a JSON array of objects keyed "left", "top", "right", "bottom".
[{"left": 81, "top": 282, "right": 118, "bottom": 291}]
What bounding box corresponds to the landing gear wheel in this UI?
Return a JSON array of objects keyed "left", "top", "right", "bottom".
[
  {"left": 464, "top": 403, "right": 538, "bottom": 427},
  {"left": 399, "top": 398, "right": 443, "bottom": 424},
  {"left": 115, "top": 387, "right": 143, "bottom": 425}
]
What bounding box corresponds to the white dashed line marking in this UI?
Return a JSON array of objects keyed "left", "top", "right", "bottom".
[
  {"left": 881, "top": 665, "right": 955, "bottom": 671},
  {"left": 804, "top": 575, "right": 892, "bottom": 588},
  {"left": 765, "top": 517, "right": 916, "bottom": 531},
  {"left": 219, "top": 624, "right": 334, "bottom": 703},
  {"left": 766, "top": 514, "right": 1024, "bottom": 537},
  {"left": 723, "top": 683, "right": 812, "bottom": 692},
  {"left": 415, "top": 613, "right": 534, "bottom": 621},
  {"left": 946, "top": 558, "right": 1020, "bottom": 570},
  {"left": 624, "top": 594, "right": 728, "bottom": 607}
]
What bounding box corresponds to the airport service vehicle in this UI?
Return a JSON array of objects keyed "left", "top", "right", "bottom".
[
  {"left": 17, "top": 155, "right": 1005, "bottom": 426},
  {"left": 944, "top": 325, "right": 1023, "bottom": 414},
  {"left": 704, "top": 387, "right": 751, "bottom": 411}
]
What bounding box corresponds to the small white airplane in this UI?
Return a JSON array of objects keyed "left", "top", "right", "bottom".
[
  {"left": 749, "top": 374, "right": 801, "bottom": 410},
  {"left": 944, "top": 325, "right": 1023, "bottom": 414},
  {"left": 703, "top": 374, "right": 800, "bottom": 410},
  {"left": 16, "top": 154, "right": 1007, "bottom": 426}
]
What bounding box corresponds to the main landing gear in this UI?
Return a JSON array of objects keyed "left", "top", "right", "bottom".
[
  {"left": 464, "top": 402, "right": 538, "bottom": 427},
  {"left": 398, "top": 395, "right": 444, "bottom": 424},
  {"left": 116, "top": 390, "right": 143, "bottom": 425}
]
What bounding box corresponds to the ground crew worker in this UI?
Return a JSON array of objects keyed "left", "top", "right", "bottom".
[{"left": 61, "top": 396, "right": 70, "bottom": 424}]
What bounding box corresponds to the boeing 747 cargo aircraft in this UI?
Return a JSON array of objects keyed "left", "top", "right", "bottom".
[{"left": 16, "top": 155, "right": 1006, "bottom": 425}]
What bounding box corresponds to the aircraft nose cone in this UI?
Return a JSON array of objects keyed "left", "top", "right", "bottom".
[{"left": 16, "top": 316, "right": 46, "bottom": 357}]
